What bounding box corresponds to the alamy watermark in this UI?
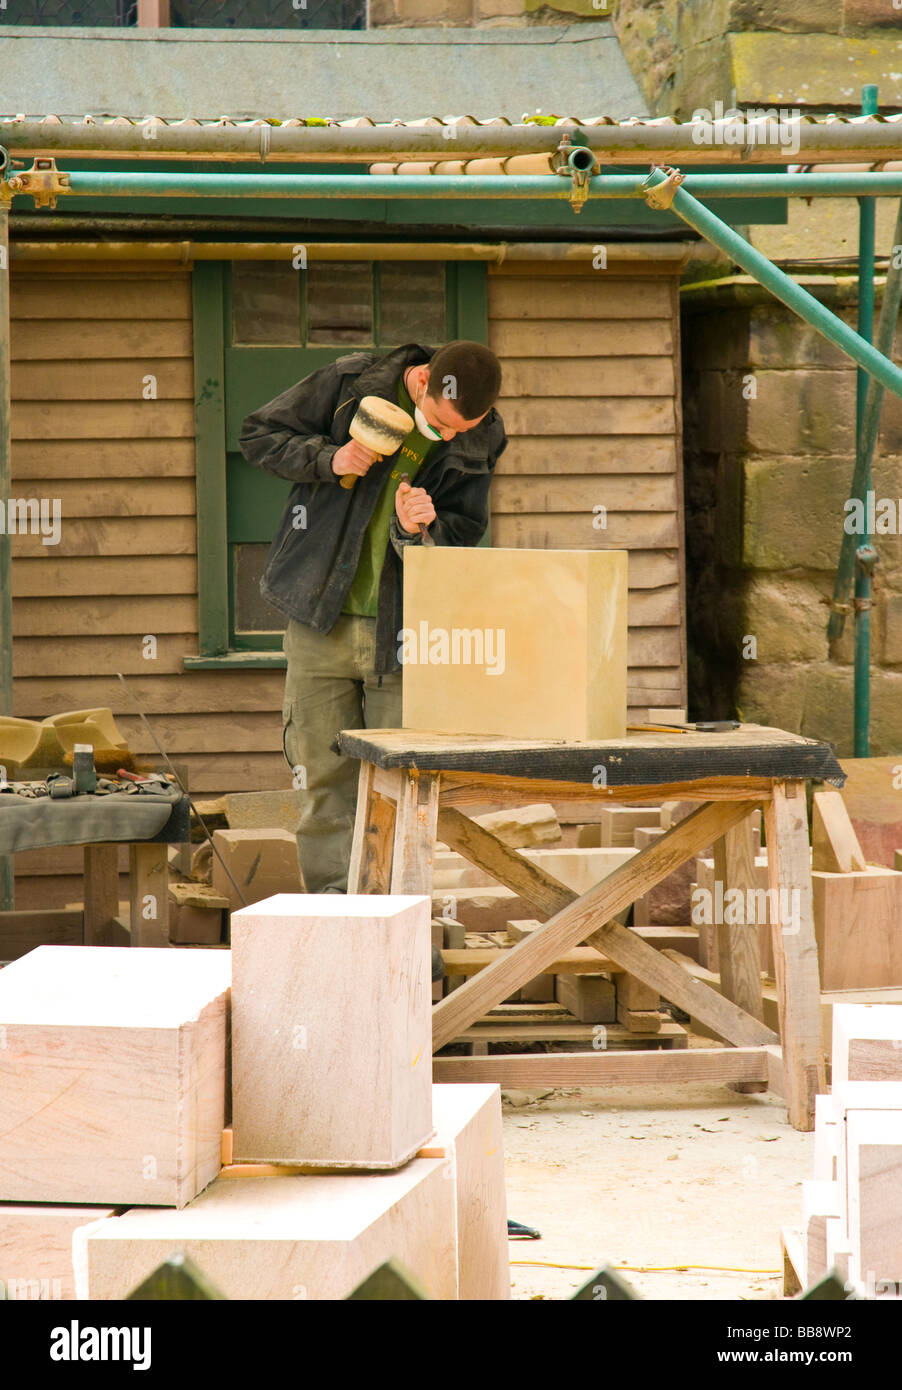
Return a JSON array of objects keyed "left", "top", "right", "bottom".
[
  {"left": 397, "top": 623, "right": 506, "bottom": 676},
  {"left": 690, "top": 101, "right": 801, "bottom": 156},
  {"left": 691, "top": 881, "right": 802, "bottom": 935},
  {"left": 0, "top": 497, "right": 61, "bottom": 545}
]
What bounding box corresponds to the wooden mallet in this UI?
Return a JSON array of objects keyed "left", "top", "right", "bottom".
[{"left": 339, "top": 395, "right": 414, "bottom": 490}]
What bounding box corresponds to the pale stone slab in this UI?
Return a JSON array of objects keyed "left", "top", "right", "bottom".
[
  {"left": 75, "top": 1160, "right": 458, "bottom": 1301},
  {"left": 0, "top": 1204, "right": 116, "bottom": 1300},
  {"left": 425, "top": 1084, "right": 510, "bottom": 1301},
  {"left": 401, "top": 547, "right": 628, "bottom": 740},
  {"left": 831, "top": 1003, "right": 902, "bottom": 1086},
  {"left": 802, "top": 1179, "right": 840, "bottom": 1287},
  {"left": 846, "top": 1110, "right": 902, "bottom": 1287},
  {"left": 211, "top": 829, "right": 304, "bottom": 911},
  {"left": 813, "top": 1093, "right": 838, "bottom": 1181},
  {"left": 0, "top": 946, "right": 230, "bottom": 1207},
  {"left": 231, "top": 894, "right": 433, "bottom": 1169}
]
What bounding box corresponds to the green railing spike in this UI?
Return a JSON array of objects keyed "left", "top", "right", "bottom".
[
  {"left": 347, "top": 1258, "right": 432, "bottom": 1301},
  {"left": 126, "top": 1252, "right": 227, "bottom": 1301}
]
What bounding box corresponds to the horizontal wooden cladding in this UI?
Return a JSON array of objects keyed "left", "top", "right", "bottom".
[
  {"left": 628, "top": 666, "right": 684, "bottom": 695},
  {"left": 500, "top": 357, "right": 674, "bottom": 399},
  {"left": 492, "top": 513, "right": 679, "bottom": 549},
  {"left": 9, "top": 517, "right": 195, "bottom": 558},
  {"left": 116, "top": 711, "right": 282, "bottom": 756},
  {"left": 10, "top": 276, "right": 192, "bottom": 321},
  {"left": 495, "top": 437, "right": 676, "bottom": 476},
  {"left": 489, "top": 277, "right": 672, "bottom": 321},
  {"left": 10, "top": 479, "right": 195, "bottom": 519},
  {"left": 628, "top": 628, "right": 681, "bottom": 667},
  {"left": 15, "top": 845, "right": 128, "bottom": 877},
  {"left": 498, "top": 398, "right": 675, "bottom": 436},
  {"left": 13, "top": 556, "right": 197, "bottom": 597},
  {"left": 14, "top": 596, "right": 198, "bottom": 638},
  {"left": 15, "top": 671, "right": 286, "bottom": 715},
  {"left": 12, "top": 400, "right": 194, "bottom": 441},
  {"left": 12, "top": 439, "right": 196, "bottom": 480},
  {"left": 14, "top": 588, "right": 672, "bottom": 635},
  {"left": 151, "top": 752, "right": 287, "bottom": 794},
  {"left": 491, "top": 320, "right": 674, "bottom": 358},
  {"left": 14, "top": 321, "right": 193, "bottom": 361},
  {"left": 491, "top": 474, "right": 677, "bottom": 514},
  {"left": 15, "top": 633, "right": 200, "bottom": 677},
  {"left": 11, "top": 360, "right": 194, "bottom": 401}
]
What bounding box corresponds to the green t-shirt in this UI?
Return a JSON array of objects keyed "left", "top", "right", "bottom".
[{"left": 342, "top": 379, "right": 438, "bottom": 618}]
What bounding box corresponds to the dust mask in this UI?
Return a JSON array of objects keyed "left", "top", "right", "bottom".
[{"left": 413, "top": 380, "right": 444, "bottom": 441}]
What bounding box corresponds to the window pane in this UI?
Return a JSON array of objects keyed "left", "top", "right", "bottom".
[
  {"left": 233, "top": 544, "right": 286, "bottom": 633},
  {"left": 379, "top": 263, "right": 446, "bottom": 346},
  {"left": 306, "top": 263, "right": 373, "bottom": 344},
  {"left": 232, "top": 263, "right": 300, "bottom": 345}
]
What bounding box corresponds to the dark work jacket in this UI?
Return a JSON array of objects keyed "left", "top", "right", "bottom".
[{"left": 239, "top": 343, "right": 508, "bottom": 675}]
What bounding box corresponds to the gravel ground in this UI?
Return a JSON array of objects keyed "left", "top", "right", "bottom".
[{"left": 501, "top": 1076, "right": 813, "bottom": 1301}]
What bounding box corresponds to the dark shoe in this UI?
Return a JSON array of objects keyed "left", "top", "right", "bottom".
[{"left": 431, "top": 944, "right": 445, "bottom": 983}]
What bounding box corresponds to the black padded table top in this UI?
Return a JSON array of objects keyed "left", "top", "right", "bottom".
[{"left": 337, "top": 724, "right": 845, "bottom": 788}]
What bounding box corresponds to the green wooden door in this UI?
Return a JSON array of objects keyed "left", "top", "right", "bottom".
[{"left": 191, "top": 258, "right": 488, "bottom": 661}]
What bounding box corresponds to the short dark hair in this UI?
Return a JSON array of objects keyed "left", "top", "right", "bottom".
[{"left": 426, "top": 340, "right": 502, "bottom": 419}]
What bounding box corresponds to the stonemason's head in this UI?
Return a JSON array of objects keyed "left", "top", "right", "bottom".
[{"left": 405, "top": 340, "right": 502, "bottom": 442}]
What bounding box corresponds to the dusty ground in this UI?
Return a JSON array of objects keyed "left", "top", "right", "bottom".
[{"left": 501, "top": 1072, "right": 812, "bottom": 1302}]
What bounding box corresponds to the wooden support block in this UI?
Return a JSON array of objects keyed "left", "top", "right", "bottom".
[
  {"left": 802, "top": 1179, "right": 841, "bottom": 1286},
  {"left": 812, "top": 787, "right": 866, "bottom": 874},
  {"left": 617, "top": 1004, "right": 662, "bottom": 1033},
  {"left": 781, "top": 1227, "right": 804, "bottom": 1296},
  {"left": 429, "top": 1084, "right": 509, "bottom": 1301},
  {"left": 764, "top": 782, "right": 826, "bottom": 1132},
  {"left": 211, "top": 829, "right": 304, "bottom": 911},
  {"left": 617, "top": 972, "right": 659, "bottom": 1011},
  {"left": 75, "top": 1161, "right": 458, "bottom": 1301},
  {"left": 0, "top": 908, "right": 83, "bottom": 960},
  {"left": 231, "top": 895, "right": 433, "bottom": 1169},
  {"left": 0, "top": 945, "right": 230, "bottom": 1206},
  {"left": 846, "top": 1110, "right": 902, "bottom": 1286},
  {"left": 831, "top": 1003, "right": 902, "bottom": 1085},
  {"left": 812, "top": 867, "right": 902, "bottom": 990},
  {"left": 83, "top": 843, "right": 120, "bottom": 946},
  {"left": 129, "top": 841, "right": 169, "bottom": 948},
  {"left": 555, "top": 972, "right": 616, "bottom": 1023},
  {"left": 520, "top": 973, "right": 556, "bottom": 1003},
  {"left": 634, "top": 827, "right": 666, "bottom": 850},
  {"left": 401, "top": 546, "right": 628, "bottom": 740},
  {"left": 0, "top": 1204, "right": 117, "bottom": 1300}
]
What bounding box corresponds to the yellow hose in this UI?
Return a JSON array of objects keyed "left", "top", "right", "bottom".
[{"left": 511, "top": 1260, "right": 781, "bottom": 1274}]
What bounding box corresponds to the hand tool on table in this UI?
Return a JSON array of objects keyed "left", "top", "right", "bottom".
[
  {"left": 115, "top": 672, "right": 249, "bottom": 908},
  {"left": 399, "top": 472, "right": 435, "bottom": 546},
  {"left": 628, "top": 720, "right": 740, "bottom": 734},
  {"left": 339, "top": 395, "right": 414, "bottom": 490}
]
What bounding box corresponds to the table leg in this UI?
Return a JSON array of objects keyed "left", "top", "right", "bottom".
[
  {"left": 129, "top": 842, "right": 170, "bottom": 947},
  {"left": 764, "top": 781, "right": 826, "bottom": 1131},
  {"left": 83, "top": 843, "right": 120, "bottom": 946},
  {"left": 390, "top": 770, "right": 440, "bottom": 896},
  {"left": 348, "top": 760, "right": 396, "bottom": 894}
]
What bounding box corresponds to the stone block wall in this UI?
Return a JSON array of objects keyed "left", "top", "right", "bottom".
[{"left": 682, "top": 280, "right": 902, "bottom": 755}]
